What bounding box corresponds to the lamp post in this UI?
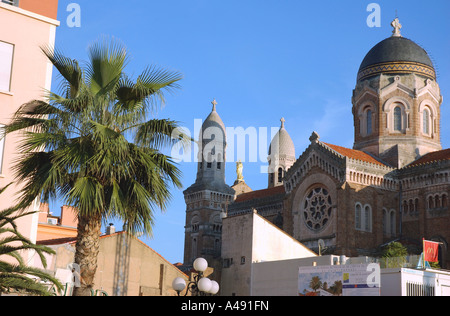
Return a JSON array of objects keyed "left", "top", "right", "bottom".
[{"left": 172, "top": 258, "right": 220, "bottom": 296}]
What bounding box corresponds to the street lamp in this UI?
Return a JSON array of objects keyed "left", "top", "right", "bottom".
[
  {"left": 172, "top": 258, "right": 220, "bottom": 296},
  {"left": 172, "top": 277, "right": 187, "bottom": 294}
]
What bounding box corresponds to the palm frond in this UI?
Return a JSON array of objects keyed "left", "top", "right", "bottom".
[
  {"left": 86, "top": 36, "right": 128, "bottom": 97},
  {"left": 41, "top": 45, "right": 83, "bottom": 99},
  {"left": 134, "top": 119, "right": 191, "bottom": 150},
  {"left": 0, "top": 206, "right": 63, "bottom": 295}
]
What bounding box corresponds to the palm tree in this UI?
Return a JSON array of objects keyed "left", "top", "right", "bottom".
[
  {"left": 4, "top": 38, "right": 189, "bottom": 296},
  {"left": 0, "top": 184, "right": 63, "bottom": 296},
  {"left": 309, "top": 276, "right": 322, "bottom": 292}
]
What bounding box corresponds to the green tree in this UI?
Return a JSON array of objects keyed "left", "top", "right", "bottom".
[
  {"left": 0, "top": 185, "right": 63, "bottom": 296},
  {"left": 4, "top": 38, "right": 189, "bottom": 296},
  {"left": 382, "top": 241, "right": 408, "bottom": 268},
  {"left": 309, "top": 276, "right": 322, "bottom": 291},
  {"left": 329, "top": 280, "right": 342, "bottom": 296}
]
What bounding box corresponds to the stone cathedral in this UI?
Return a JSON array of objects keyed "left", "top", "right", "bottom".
[{"left": 183, "top": 19, "right": 450, "bottom": 270}]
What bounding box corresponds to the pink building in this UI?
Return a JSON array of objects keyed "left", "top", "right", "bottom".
[
  {"left": 37, "top": 203, "right": 78, "bottom": 242},
  {"left": 0, "top": 0, "right": 59, "bottom": 260}
]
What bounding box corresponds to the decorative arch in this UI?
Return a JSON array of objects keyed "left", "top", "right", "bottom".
[
  {"left": 302, "top": 185, "right": 333, "bottom": 232},
  {"left": 190, "top": 213, "right": 201, "bottom": 232},
  {"left": 357, "top": 101, "right": 377, "bottom": 137},
  {"left": 291, "top": 173, "right": 337, "bottom": 240},
  {"left": 355, "top": 202, "right": 372, "bottom": 232},
  {"left": 382, "top": 208, "right": 396, "bottom": 236},
  {"left": 419, "top": 99, "right": 438, "bottom": 137},
  {"left": 383, "top": 97, "right": 411, "bottom": 134}
]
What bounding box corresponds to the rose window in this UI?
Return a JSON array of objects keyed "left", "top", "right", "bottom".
[{"left": 303, "top": 187, "right": 333, "bottom": 232}]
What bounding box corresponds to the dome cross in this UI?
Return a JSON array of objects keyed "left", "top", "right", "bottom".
[{"left": 211, "top": 99, "right": 218, "bottom": 111}]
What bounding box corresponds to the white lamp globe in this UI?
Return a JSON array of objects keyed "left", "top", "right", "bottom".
[
  {"left": 172, "top": 277, "right": 186, "bottom": 293},
  {"left": 209, "top": 280, "right": 220, "bottom": 295},
  {"left": 197, "top": 277, "right": 212, "bottom": 293},
  {"left": 193, "top": 257, "right": 208, "bottom": 272}
]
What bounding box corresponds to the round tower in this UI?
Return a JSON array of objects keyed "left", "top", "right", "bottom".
[
  {"left": 353, "top": 18, "right": 443, "bottom": 168},
  {"left": 268, "top": 118, "right": 296, "bottom": 188},
  {"left": 183, "top": 100, "right": 234, "bottom": 266}
]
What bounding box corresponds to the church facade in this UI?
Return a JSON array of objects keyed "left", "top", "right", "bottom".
[{"left": 183, "top": 19, "right": 450, "bottom": 270}]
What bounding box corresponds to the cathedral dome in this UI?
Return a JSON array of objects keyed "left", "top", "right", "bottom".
[
  {"left": 268, "top": 118, "right": 295, "bottom": 158},
  {"left": 359, "top": 37, "right": 434, "bottom": 71},
  {"left": 357, "top": 19, "right": 436, "bottom": 81}
]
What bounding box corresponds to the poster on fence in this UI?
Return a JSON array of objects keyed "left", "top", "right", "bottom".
[{"left": 298, "top": 264, "right": 380, "bottom": 296}]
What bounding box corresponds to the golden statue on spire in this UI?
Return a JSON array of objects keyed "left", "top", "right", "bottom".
[{"left": 236, "top": 160, "right": 244, "bottom": 182}]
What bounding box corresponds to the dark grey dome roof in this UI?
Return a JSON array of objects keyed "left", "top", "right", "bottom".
[{"left": 359, "top": 36, "right": 434, "bottom": 71}]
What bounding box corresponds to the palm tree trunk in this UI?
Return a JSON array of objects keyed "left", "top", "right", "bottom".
[{"left": 72, "top": 214, "right": 102, "bottom": 296}]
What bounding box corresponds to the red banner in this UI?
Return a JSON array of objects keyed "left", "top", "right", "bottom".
[{"left": 423, "top": 240, "right": 439, "bottom": 263}]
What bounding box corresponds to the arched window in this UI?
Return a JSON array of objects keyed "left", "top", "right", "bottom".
[
  {"left": 394, "top": 106, "right": 402, "bottom": 131},
  {"left": 364, "top": 205, "right": 372, "bottom": 232},
  {"left": 423, "top": 108, "right": 430, "bottom": 134},
  {"left": 207, "top": 153, "right": 212, "bottom": 169},
  {"left": 191, "top": 216, "right": 200, "bottom": 232},
  {"left": 435, "top": 195, "right": 441, "bottom": 208},
  {"left": 366, "top": 109, "right": 372, "bottom": 135},
  {"left": 428, "top": 196, "right": 434, "bottom": 209},
  {"left": 382, "top": 209, "right": 387, "bottom": 235},
  {"left": 356, "top": 203, "right": 372, "bottom": 232},
  {"left": 355, "top": 203, "right": 362, "bottom": 230},
  {"left": 191, "top": 238, "right": 197, "bottom": 262},
  {"left": 278, "top": 167, "right": 283, "bottom": 183},
  {"left": 390, "top": 210, "right": 396, "bottom": 236},
  {"left": 214, "top": 238, "right": 221, "bottom": 254},
  {"left": 217, "top": 153, "right": 222, "bottom": 170},
  {"left": 409, "top": 200, "right": 414, "bottom": 214}
]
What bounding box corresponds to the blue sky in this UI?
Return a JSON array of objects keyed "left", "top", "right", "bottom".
[{"left": 49, "top": 0, "right": 450, "bottom": 263}]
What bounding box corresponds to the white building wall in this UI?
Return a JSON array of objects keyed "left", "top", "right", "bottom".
[
  {"left": 252, "top": 211, "right": 316, "bottom": 263},
  {"left": 221, "top": 210, "right": 317, "bottom": 296},
  {"left": 252, "top": 256, "right": 338, "bottom": 296},
  {"left": 379, "top": 268, "right": 450, "bottom": 296}
]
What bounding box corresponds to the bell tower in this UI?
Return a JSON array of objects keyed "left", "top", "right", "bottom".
[
  {"left": 353, "top": 19, "right": 442, "bottom": 168},
  {"left": 268, "top": 118, "right": 296, "bottom": 188},
  {"left": 183, "top": 100, "right": 235, "bottom": 266}
]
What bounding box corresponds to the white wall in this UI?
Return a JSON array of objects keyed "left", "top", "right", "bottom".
[
  {"left": 381, "top": 268, "right": 450, "bottom": 296},
  {"left": 221, "top": 211, "right": 317, "bottom": 296},
  {"left": 252, "top": 211, "right": 317, "bottom": 263},
  {"left": 252, "top": 256, "right": 337, "bottom": 296}
]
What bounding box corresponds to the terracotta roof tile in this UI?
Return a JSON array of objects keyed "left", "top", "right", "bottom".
[
  {"left": 322, "top": 142, "right": 389, "bottom": 167},
  {"left": 234, "top": 185, "right": 285, "bottom": 203},
  {"left": 406, "top": 148, "right": 450, "bottom": 168},
  {"left": 36, "top": 231, "right": 131, "bottom": 245},
  {"left": 37, "top": 236, "right": 77, "bottom": 245}
]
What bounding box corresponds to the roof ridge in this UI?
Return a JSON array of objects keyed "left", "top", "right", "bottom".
[
  {"left": 403, "top": 148, "right": 450, "bottom": 169},
  {"left": 234, "top": 185, "right": 285, "bottom": 203},
  {"left": 321, "top": 142, "right": 392, "bottom": 168}
]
